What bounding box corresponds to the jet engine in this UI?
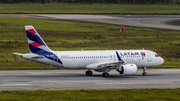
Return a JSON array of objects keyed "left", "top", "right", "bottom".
[{"left": 117, "top": 64, "right": 137, "bottom": 75}]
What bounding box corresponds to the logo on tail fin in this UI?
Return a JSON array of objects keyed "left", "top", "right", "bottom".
[
  {"left": 25, "top": 25, "right": 62, "bottom": 64},
  {"left": 25, "top": 26, "right": 49, "bottom": 53}
]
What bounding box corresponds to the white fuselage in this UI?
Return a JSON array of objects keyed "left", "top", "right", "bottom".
[{"left": 23, "top": 50, "right": 164, "bottom": 69}]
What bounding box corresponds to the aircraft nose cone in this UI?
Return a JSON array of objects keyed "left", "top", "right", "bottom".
[{"left": 160, "top": 57, "right": 164, "bottom": 65}]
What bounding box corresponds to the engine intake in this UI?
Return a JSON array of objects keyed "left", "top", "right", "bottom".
[{"left": 118, "top": 64, "right": 137, "bottom": 75}]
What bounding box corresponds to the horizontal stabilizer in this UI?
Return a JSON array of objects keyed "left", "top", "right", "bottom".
[{"left": 13, "top": 53, "right": 24, "bottom": 56}]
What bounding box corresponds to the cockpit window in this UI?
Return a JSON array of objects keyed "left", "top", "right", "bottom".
[{"left": 155, "top": 54, "right": 159, "bottom": 57}]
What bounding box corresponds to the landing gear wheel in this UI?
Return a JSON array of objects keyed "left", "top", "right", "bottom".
[
  {"left": 86, "top": 71, "right": 93, "bottom": 76},
  {"left": 102, "top": 73, "right": 105, "bottom": 77},
  {"left": 86, "top": 71, "right": 88, "bottom": 76},
  {"left": 142, "top": 67, "right": 147, "bottom": 76},
  {"left": 142, "top": 72, "right": 147, "bottom": 76},
  {"left": 102, "top": 73, "right": 109, "bottom": 78},
  {"left": 104, "top": 73, "right": 109, "bottom": 78},
  {"left": 88, "top": 71, "right": 92, "bottom": 76}
]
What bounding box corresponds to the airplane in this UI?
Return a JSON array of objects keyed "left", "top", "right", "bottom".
[{"left": 13, "top": 25, "right": 164, "bottom": 78}]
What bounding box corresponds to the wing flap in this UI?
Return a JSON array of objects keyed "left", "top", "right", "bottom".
[{"left": 86, "top": 61, "right": 119, "bottom": 69}]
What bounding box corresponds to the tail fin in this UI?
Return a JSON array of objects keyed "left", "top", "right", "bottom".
[{"left": 25, "top": 25, "right": 51, "bottom": 53}]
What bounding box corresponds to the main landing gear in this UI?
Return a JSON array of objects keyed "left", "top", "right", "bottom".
[
  {"left": 86, "top": 70, "right": 93, "bottom": 76},
  {"left": 102, "top": 72, "right": 109, "bottom": 78},
  {"left": 85, "top": 70, "right": 110, "bottom": 78},
  {"left": 142, "top": 67, "right": 147, "bottom": 76}
]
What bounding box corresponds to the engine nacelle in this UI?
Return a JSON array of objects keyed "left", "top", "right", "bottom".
[{"left": 118, "top": 64, "right": 137, "bottom": 75}]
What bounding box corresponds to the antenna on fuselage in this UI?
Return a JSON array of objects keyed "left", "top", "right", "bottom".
[
  {"left": 81, "top": 49, "right": 83, "bottom": 51},
  {"left": 143, "top": 48, "right": 144, "bottom": 50}
]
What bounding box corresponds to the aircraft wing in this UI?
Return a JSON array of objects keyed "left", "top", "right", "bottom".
[
  {"left": 86, "top": 51, "right": 125, "bottom": 69},
  {"left": 86, "top": 61, "right": 120, "bottom": 69}
]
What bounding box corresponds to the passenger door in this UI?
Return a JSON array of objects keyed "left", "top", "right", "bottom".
[{"left": 147, "top": 52, "right": 152, "bottom": 62}]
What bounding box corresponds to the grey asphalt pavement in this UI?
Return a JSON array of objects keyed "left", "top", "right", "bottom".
[
  {"left": 0, "top": 69, "right": 180, "bottom": 90},
  {"left": 28, "top": 14, "right": 180, "bottom": 31},
  {"left": 1, "top": 14, "right": 180, "bottom": 31}
]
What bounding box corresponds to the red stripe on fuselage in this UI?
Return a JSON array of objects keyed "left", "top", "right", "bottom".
[
  {"left": 29, "top": 42, "right": 43, "bottom": 47},
  {"left": 26, "top": 29, "right": 36, "bottom": 34}
]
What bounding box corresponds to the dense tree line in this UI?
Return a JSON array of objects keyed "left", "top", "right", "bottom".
[{"left": 0, "top": 0, "right": 178, "bottom": 4}]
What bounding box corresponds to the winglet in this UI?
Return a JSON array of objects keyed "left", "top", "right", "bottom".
[
  {"left": 116, "top": 51, "right": 125, "bottom": 64},
  {"left": 116, "top": 51, "right": 121, "bottom": 61}
]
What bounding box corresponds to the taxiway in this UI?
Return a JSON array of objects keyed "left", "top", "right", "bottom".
[
  {"left": 28, "top": 14, "right": 180, "bottom": 31},
  {"left": 1, "top": 14, "right": 180, "bottom": 31},
  {"left": 0, "top": 69, "right": 180, "bottom": 90}
]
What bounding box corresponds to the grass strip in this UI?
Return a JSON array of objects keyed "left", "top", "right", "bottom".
[
  {"left": 0, "top": 4, "right": 180, "bottom": 14},
  {"left": 0, "top": 89, "right": 180, "bottom": 101}
]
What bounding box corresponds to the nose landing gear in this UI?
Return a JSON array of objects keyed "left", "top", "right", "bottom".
[{"left": 142, "top": 67, "right": 147, "bottom": 76}]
